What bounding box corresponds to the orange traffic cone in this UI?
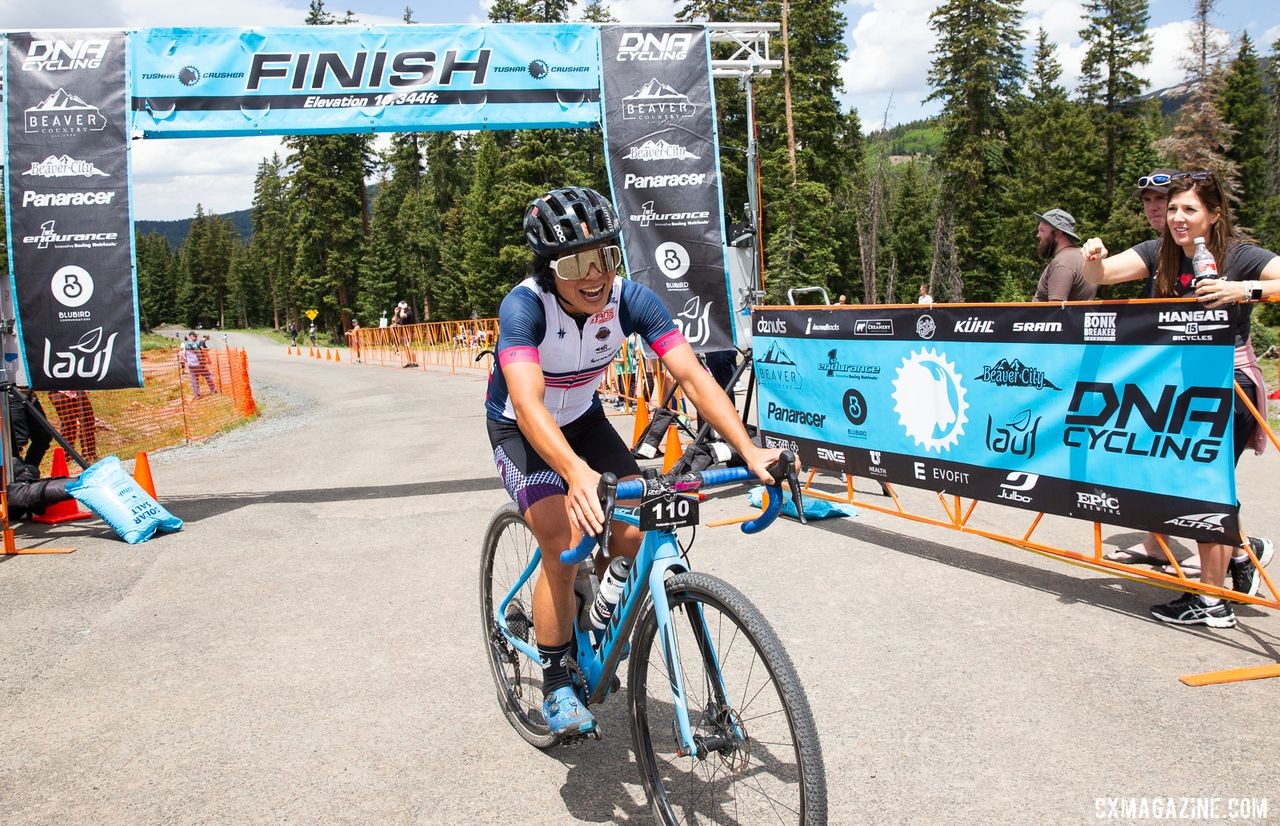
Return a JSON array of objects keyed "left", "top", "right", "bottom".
[
  {"left": 31, "top": 448, "right": 93, "bottom": 524},
  {"left": 661, "top": 425, "right": 683, "bottom": 474},
  {"left": 334, "top": 350, "right": 341, "bottom": 363},
  {"left": 326, "top": 349, "right": 332, "bottom": 360},
  {"left": 296, "top": 346, "right": 303, "bottom": 356},
  {"left": 631, "top": 392, "right": 651, "bottom": 451},
  {"left": 132, "top": 451, "right": 157, "bottom": 499},
  {"left": 286, "top": 345, "right": 292, "bottom": 355}
]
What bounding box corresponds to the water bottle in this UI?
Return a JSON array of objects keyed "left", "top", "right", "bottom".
[
  {"left": 588, "top": 557, "right": 632, "bottom": 630},
  {"left": 1191, "top": 237, "right": 1218, "bottom": 286}
]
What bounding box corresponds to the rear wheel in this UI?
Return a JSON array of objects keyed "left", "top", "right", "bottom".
[
  {"left": 479, "top": 503, "right": 555, "bottom": 749},
  {"left": 629, "top": 572, "right": 826, "bottom": 824}
]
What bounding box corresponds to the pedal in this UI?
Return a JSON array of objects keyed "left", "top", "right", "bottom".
[{"left": 557, "top": 721, "right": 602, "bottom": 745}]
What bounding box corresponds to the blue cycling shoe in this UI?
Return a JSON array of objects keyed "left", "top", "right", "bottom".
[{"left": 542, "top": 686, "right": 597, "bottom": 737}]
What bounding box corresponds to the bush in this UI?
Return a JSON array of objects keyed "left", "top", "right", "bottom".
[{"left": 1251, "top": 312, "right": 1277, "bottom": 356}]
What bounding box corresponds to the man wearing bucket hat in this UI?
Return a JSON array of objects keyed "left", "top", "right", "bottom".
[{"left": 1033, "top": 207, "right": 1095, "bottom": 302}]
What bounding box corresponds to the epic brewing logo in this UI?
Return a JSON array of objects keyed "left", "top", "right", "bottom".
[
  {"left": 892, "top": 348, "right": 968, "bottom": 452},
  {"left": 622, "top": 78, "right": 696, "bottom": 121},
  {"left": 973, "top": 358, "right": 1061, "bottom": 390},
  {"left": 24, "top": 89, "right": 107, "bottom": 137}
]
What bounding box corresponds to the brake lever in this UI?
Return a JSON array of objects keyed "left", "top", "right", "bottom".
[
  {"left": 765, "top": 450, "right": 806, "bottom": 525},
  {"left": 596, "top": 472, "right": 618, "bottom": 558}
]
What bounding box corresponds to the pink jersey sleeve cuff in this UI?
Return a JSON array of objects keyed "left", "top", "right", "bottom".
[
  {"left": 650, "top": 329, "right": 686, "bottom": 357},
  {"left": 498, "top": 346, "right": 540, "bottom": 367}
]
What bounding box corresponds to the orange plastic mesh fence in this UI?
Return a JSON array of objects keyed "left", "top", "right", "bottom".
[{"left": 27, "top": 346, "right": 257, "bottom": 475}]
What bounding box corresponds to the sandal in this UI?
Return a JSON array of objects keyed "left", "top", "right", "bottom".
[
  {"left": 1158, "top": 555, "right": 1201, "bottom": 577},
  {"left": 1103, "top": 545, "right": 1166, "bottom": 565}
]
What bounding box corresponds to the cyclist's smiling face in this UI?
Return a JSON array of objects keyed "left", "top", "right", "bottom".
[{"left": 555, "top": 245, "right": 616, "bottom": 315}]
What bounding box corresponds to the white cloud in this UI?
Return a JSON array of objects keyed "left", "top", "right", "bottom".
[
  {"left": 839, "top": 0, "right": 936, "bottom": 129},
  {"left": 131, "top": 136, "right": 286, "bottom": 220}
]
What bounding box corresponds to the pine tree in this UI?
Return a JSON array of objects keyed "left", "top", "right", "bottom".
[
  {"left": 926, "top": 0, "right": 1026, "bottom": 300},
  {"left": 885, "top": 159, "right": 939, "bottom": 303},
  {"left": 135, "top": 231, "right": 179, "bottom": 329},
  {"left": 250, "top": 154, "right": 293, "bottom": 328},
  {"left": 1220, "top": 32, "right": 1269, "bottom": 231},
  {"left": 1077, "top": 0, "right": 1152, "bottom": 204}
]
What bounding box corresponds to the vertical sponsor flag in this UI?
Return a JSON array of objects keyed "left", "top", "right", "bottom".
[
  {"left": 600, "top": 25, "right": 732, "bottom": 352},
  {"left": 4, "top": 31, "right": 141, "bottom": 389}
]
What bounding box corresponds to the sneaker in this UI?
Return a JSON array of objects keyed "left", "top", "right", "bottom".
[
  {"left": 1230, "top": 554, "right": 1261, "bottom": 598},
  {"left": 1248, "top": 536, "right": 1274, "bottom": 568},
  {"left": 1150, "top": 592, "right": 1236, "bottom": 628},
  {"left": 541, "top": 685, "right": 596, "bottom": 737}
]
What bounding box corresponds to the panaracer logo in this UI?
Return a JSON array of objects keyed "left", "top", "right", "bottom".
[
  {"left": 623, "top": 172, "right": 706, "bottom": 190},
  {"left": 974, "top": 358, "right": 1061, "bottom": 390},
  {"left": 246, "top": 49, "right": 491, "bottom": 91},
  {"left": 24, "top": 89, "right": 107, "bottom": 136},
  {"left": 22, "top": 190, "right": 116, "bottom": 208},
  {"left": 616, "top": 31, "right": 694, "bottom": 61},
  {"left": 756, "top": 317, "right": 787, "bottom": 335},
  {"left": 1076, "top": 489, "right": 1121, "bottom": 515},
  {"left": 1156, "top": 308, "right": 1230, "bottom": 341},
  {"left": 998, "top": 471, "right": 1038, "bottom": 504},
  {"left": 766, "top": 402, "right": 826, "bottom": 428},
  {"left": 624, "top": 139, "right": 699, "bottom": 162},
  {"left": 806, "top": 317, "right": 840, "bottom": 334},
  {"left": 1063, "top": 381, "right": 1232, "bottom": 464},
  {"left": 1084, "top": 312, "right": 1117, "bottom": 342},
  {"left": 622, "top": 78, "right": 695, "bottom": 121},
  {"left": 954, "top": 316, "right": 994, "bottom": 334},
  {"left": 22, "top": 38, "right": 108, "bottom": 72},
  {"left": 816, "top": 446, "right": 846, "bottom": 463},
  {"left": 986, "top": 409, "right": 1040, "bottom": 458},
  {"left": 1012, "top": 321, "right": 1063, "bottom": 333},
  {"left": 916, "top": 315, "right": 936, "bottom": 339},
  {"left": 1164, "top": 512, "right": 1229, "bottom": 533},
  {"left": 628, "top": 201, "right": 710, "bottom": 228},
  {"left": 854, "top": 318, "right": 893, "bottom": 336},
  {"left": 22, "top": 154, "right": 108, "bottom": 178}
]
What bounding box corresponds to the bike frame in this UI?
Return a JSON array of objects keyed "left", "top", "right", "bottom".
[{"left": 494, "top": 506, "right": 731, "bottom": 757}]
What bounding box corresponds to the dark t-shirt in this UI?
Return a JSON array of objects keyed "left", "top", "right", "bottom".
[{"left": 1132, "top": 239, "right": 1276, "bottom": 345}]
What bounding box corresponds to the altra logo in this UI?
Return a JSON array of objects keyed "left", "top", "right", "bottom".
[
  {"left": 1163, "top": 512, "right": 1229, "bottom": 533},
  {"left": 615, "top": 31, "right": 694, "bottom": 61}
]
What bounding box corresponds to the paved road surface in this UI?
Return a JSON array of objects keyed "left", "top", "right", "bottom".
[{"left": 2, "top": 332, "right": 1277, "bottom": 824}]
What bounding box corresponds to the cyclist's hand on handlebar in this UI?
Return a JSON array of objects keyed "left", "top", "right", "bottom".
[
  {"left": 744, "top": 444, "right": 789, "bottom": 486},
  {"left": 564, "top": 464, "right": 606, "bottom": 538}
]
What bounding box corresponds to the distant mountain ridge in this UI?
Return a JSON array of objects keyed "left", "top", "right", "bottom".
[{"left": 136, "top": 209, "right": 252, "bottom": 248}]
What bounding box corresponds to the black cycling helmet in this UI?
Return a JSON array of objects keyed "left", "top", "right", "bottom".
[{"left": 523, "top": 186, "right": 620, "bottom": 257}]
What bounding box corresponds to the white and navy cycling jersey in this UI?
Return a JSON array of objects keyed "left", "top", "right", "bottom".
[{"left": 486, "top": 276, "right": 685, "bottom": 425}]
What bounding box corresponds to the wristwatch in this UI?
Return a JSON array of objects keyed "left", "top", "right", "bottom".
[{"left": 1245, "top": 281, "right": 1264, "bottom": 302}]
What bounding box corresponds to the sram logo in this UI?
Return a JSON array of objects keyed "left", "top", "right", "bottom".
[{"left": 1012, "top": 321, "right": 1062, "bottom": 333}]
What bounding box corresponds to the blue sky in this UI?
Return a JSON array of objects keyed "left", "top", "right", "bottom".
[{"left": 4, "top": 0, "right": 1276, "bottom": 218}]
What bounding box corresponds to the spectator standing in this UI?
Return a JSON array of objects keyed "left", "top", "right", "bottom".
[
  {"left": 917, "top": 284, "right": 933, "bottom": 305},
  {"left": 348, "top": 319, "right": 362, "bottom": 363},
  {"left": 1033, "top": 208, "right": 1095, "bottom": 302},
  {"left": 181, "top": 331, "right": 217, "bottom": 397},
  {"left": 7, "top": 385, "right": 55, "bottom": 469},
  {"left": 287, "top": 322, "right": 298, "bottom": 346},
  {"left": 391, "top": 301, "right": 419, "bottom": 367}
]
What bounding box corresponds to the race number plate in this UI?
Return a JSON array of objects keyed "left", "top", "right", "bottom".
[{"left": 639, "top": 491, "right": 699, "bottom": 532}]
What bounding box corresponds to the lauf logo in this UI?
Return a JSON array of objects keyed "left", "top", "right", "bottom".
[{"left": 616, "top": 32, "right": 694, "bottom": 61}]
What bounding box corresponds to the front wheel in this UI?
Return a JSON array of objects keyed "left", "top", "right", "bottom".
[
  {"left": 629, "top": 572, "right": 827, "bottom": 824},
  {"left": 479, "top": 503, "right": 556, "bottom": 749}
]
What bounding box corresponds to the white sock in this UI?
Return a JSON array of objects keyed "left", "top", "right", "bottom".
[{"left": 1200, "top": 595, "right": 1222, "bottom": 606}]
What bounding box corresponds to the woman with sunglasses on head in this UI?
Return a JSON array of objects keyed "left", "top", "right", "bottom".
[
  {"left": 1082, "top": 171, "right": 1280, "bottom": 628},
  {"left": 485, "top": 186, "right": 784, "bottom": 735}
]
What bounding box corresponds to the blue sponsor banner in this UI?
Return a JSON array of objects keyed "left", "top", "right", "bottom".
[
  {"left": 753, "top": 302, "right": 1241, "bottom": 543},
  {"left": 130, "top": 25, "right": 602, "bottom": 137}
]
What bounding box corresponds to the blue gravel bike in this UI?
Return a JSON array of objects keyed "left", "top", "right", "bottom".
[{"left": 480, "top": 453, "right": 827, "bottom": 824}]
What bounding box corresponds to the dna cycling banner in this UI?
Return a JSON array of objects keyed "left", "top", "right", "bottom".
[
  {"left": 600, "top": 25, "right": 732, "bottom": 353},
  {"left": 129, "top": 25, "right": 603, "bottom": 136},
  {"left": 753, "top": 302, "right": 1242, "bottom": 544},
  {"left": 4, "top": 31, "right": 142, "bottom": 390}
]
